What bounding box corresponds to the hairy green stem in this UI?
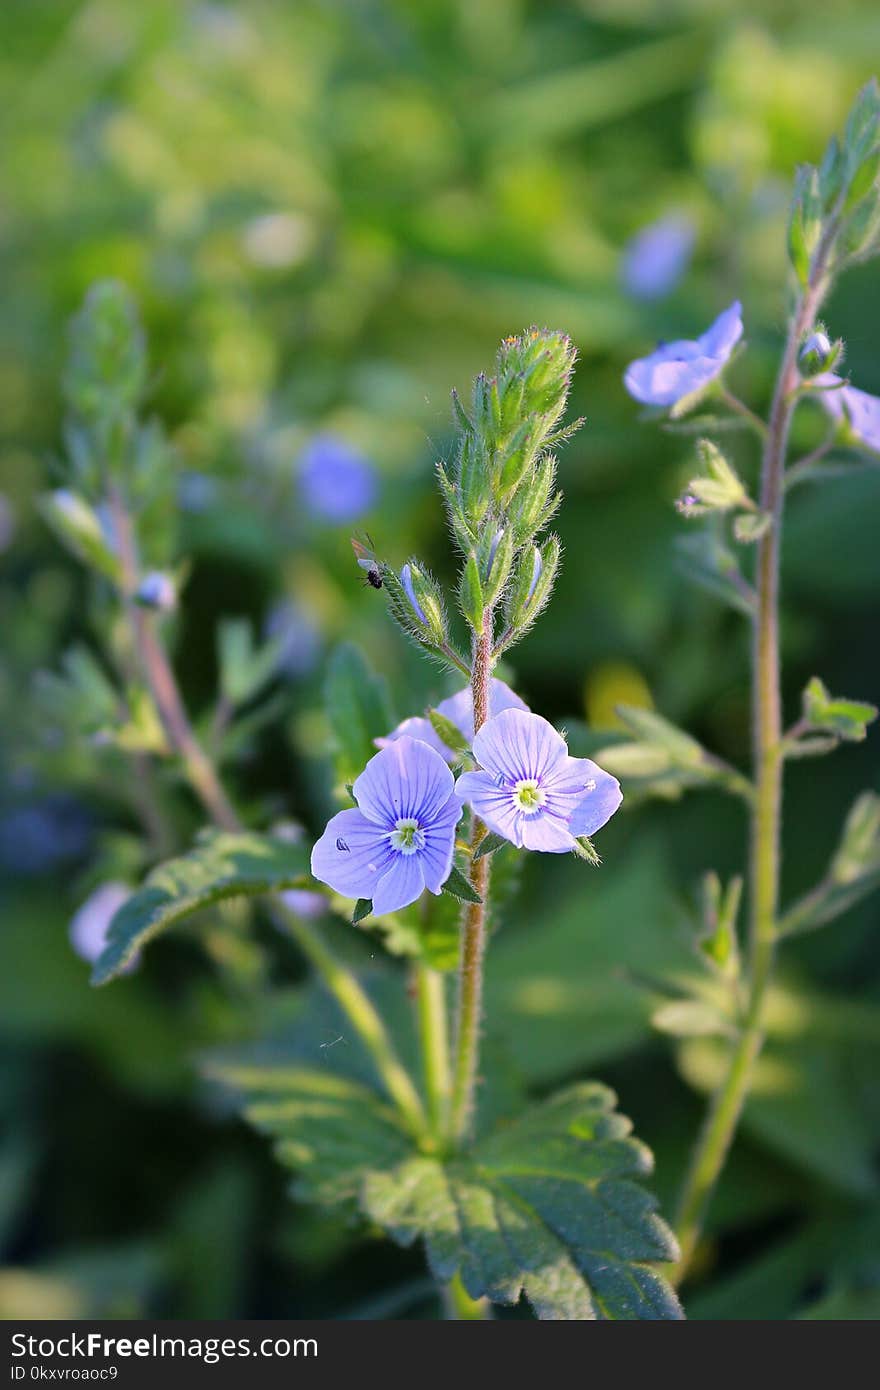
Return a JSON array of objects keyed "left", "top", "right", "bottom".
[
  {"left": 449, "top": 614, "right": 493, "bottom": 1145},
  {"left": 108, "top": 488, "right": 428, "bottom": 1139},
  {"left": 673, "top": 274, "right": 828, "bottom": 1282},
  {"left": 415, "top": 961, "right": 452, "bottom": 1140}
]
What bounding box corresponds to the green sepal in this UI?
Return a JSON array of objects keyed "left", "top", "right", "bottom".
[{"left": 442, "top": 864, "right": 482, "bottom": 905}]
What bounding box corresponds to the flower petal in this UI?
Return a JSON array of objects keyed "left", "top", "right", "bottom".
[
  {"left": 437, "top": 678, "right": 529, "bottom": 745},
  {"left": 310, "top": 808, "right": 394, "bottom": 900},
  {"left": 419, "top": 799, "right": 462, "bottom": 894},
  {"left": 375, "top": 716, "right": 451, "bottom": 761},
  {"left": 455, "top": 770, "right": 525, "bottom": 847},
  {"left": 471, "top": 708, "right": 568, "bottom": 784},
  {"left": 698, "top": 300, "right": 743, "bottom": 359},
  {"left": 353, "top": 736, "right": 455, "bottom": 827},
  {"left": 372, "top": 852, "right": 426, "bottom": 916},
  {"left": 566, "top": 764, "right": 623, "bottom": 838},
  {"left": 519, "top": 813, "right": 575, "bottom": 853}
]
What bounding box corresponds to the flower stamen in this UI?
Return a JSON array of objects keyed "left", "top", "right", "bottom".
[
  {"left": 512, "top": 778, "right": 546, "bottom": 815},
  {"left": 390, "top": 817, "right": 426, "bottom": 856}
]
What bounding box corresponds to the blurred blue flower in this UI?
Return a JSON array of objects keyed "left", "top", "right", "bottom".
[
  {"left": 621, "top": 214, "right": 695, "bottom": 301},
  {"left": 377, "top": 678, "right": 527, "bottom": 762},
  {"left": 624, "top": 301, "right": 743, "bottom": 408},
  {"left": 279, "top": 888, "right": 326, "bottom": 919},
  {"left": 455, "top": 709, "right": 622, "bottom": 853},
  {"left": 136, "top": 571, "right": 177, "bottom": 611},
  {"left": 817, "top": 373, "right": 880, "bottom": 454},
  {"left": 0, "top": 795, "right": 93, "bottom": 875},
  {"left": 311, "top": 737, "right": 461, "bottom": 914},
  {"left": 69, "top": 882, "right": 136, "bottom": 970},
  {"left": 298, "top": 435, "right": 377, "bottom": 523},
  {"left": 265, "top": 600, "right": 321, "bottom": 677}
]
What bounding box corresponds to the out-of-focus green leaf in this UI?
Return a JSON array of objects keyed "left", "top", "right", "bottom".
[{"left": 324, "top": 643, "right": 394, "bottom": 786}]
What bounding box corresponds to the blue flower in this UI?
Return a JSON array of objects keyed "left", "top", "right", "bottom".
[
  {"left": 376, "top": 678, "right": 528, "bottom": 763},
  {"left": 816, "top": 373, "right": 880, "bottom": 454},
  {"left": 69, "top": 882, "right": 137, "bottom": 970},
  {"left": 621, "top": 214, "right": 695, "bottom": 301},
  {"left": 265, "top": 600, "right": 321, "bottom": 677},
  {"left": 624, "top": 301, "right": 743, "bottom": 408},
  {"left": 455, "top": 708, "right": 622, "bottom": 853},
  {"left": 298, "top": 434, "right": 377, "bottom": 523},
  {"left": 310, "top": 737, "right": 461, "bottom": 914}
]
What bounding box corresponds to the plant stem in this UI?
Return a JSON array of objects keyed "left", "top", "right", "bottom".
[
  {"left": 449, "top": 614, "right": 493, "bottom": 1145},
  {"left": 415, "top": 961, "right": 452, "bottom": 1140},
  {"left": 717, "top": 385, "right": 769, "bottom": 440},
  {"left": 108, "top": 487, "right": 428, "bottom": 1139},
  {"left": 672, "top": 274, "right": 828, "bottom": 1282}
]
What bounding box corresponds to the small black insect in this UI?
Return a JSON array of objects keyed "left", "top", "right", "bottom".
[
  {"left": 351, "top": 533, "right": 385, "bottom": 590},
  {"left": 336, "top": 837, "right": 350, "bottom": 852}
]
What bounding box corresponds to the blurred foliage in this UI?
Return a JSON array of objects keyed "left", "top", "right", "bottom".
[{"left": 1, "top": 0, "right": 879, "bottom": 1319}]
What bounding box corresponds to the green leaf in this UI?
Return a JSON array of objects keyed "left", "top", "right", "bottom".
[
  {"left": 779, "top": 791, "right": 880, "bottom": 937},
  {"left": 651, "top": 999, "right": 732, "bottom": 1039},
  {"left": 427, "top": 708, "right": 469, "bottom": 757},
  {"left": 572, "top": 835, "right": 601, "bottom": 865},
  {"left": 39, "top": 489, "right": 122, "bottom": 583},
  {"left": 474, "top": 831, "right": 509, "bottom": 860},
  {"left": 441, "top": 863, "right": 482, "bottom": 905},
  {"left": 362, "top": 1084, "right": 682, "bottom": 1319},
  {"left": 592, "top": 705, "right": 752, "bottom": 804},
  {"left": 801, "top": 676, "right": 877, "bottom": 743},
  {"left": 675, "top": 528, "right": 756, "bottom": 618},
  {"left": 217, "top": 618, "right": 283, "bottom": 707},
  {"left": 352, "top": 898, "right": 373, "bottom": 925},
  {"left": 92, "top": 831, "right": 310, "bottom": 984},
  {"left": 201, "top": 1062, "right": 412, "bottom": 1209},
  {"left": 324, "top": 643, "right": 394, "bottom": 784},
  {"left": 733, "top": 511, "right": 772, "bottom": 544}
]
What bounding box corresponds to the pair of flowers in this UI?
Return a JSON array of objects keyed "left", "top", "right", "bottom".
[
  {"left": 310, "top": 681, "right": 622, "bottom": 916},
  {"left": 625, "top": 301, "right": 880, "bottom": 452}
]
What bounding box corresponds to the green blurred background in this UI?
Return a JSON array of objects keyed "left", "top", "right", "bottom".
[{"left": 2, "top": 0, "right": 879, "bottom": 1320}]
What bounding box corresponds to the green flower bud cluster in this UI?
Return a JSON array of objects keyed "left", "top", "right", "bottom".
[
  {"left": 436, "top": 328, "right": 579, "bottom": 653},
  {"left": 788, "top": 78, "right": 880, "bottom": 285}
]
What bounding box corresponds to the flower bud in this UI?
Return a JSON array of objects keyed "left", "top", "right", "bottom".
[
  {"left": 799, "top": 329, "right": 842, "bottom": 377},
  {"left": 458, "top": 551, "right": 485, "bottom": 632},
  {"left": 505, "top": 534, "right": 560, "bottom": 637},
  {"left": 478, "top": 526, "right": 515, "bottom": 609},
  {"left": 136, "top": 570, "right": 177, "bottom": 612},
  {"left": 39, "top": 488, "right": 121, "bottom": 583},
  {"left": 681, "top": 439, "right": 750, "bottom": 513},
  {"left": 399, "top": 561, "right": 446, "bottom": 642}
]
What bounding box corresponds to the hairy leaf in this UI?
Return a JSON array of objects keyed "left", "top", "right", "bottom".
[{"left": 92, "top": 831, "right": 310, "bottom": 984}]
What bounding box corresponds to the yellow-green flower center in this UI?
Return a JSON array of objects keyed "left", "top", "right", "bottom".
[
  {"left": 513, "top": 779, "right": 545, "bottom": 815},
  {"left": 390, "top": 817, "right": 425, "bottom": 855}
]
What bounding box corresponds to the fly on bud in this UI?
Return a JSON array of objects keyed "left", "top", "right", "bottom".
[{"left": 351, "top": 533, "right": 385, "bottom": 590}]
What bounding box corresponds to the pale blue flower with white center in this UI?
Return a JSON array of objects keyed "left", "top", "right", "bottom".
[
  {"left": 456, "top": 708, "right": 622, "bottom": 853},
  {"left": 310, "top": 737, "right": 461, "bottom": 914},
  {"left": 299, "top": 434, "right": 377, "bottom": 523},
  {"left": 621, "top": 214, "right": 695, "bottom": 301},
  {"left": 624, "top": 301, "right": 743, "bottom": 408},
  {"left": 70, "top": 882, "right": 138, "bottom": 971},
  {"left": 376, "top": 678, "right": 528, "bottom": 763},
  {"left": 816, "top": 373, "right": 880, "bottom": 454}
]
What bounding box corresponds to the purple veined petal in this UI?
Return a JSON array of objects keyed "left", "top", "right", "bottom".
[
  {"left": 621, "top": 214, "right": 695, "bottom": 301},
  {"left": 455, "top": 770, "right": 526, "bottom": 846},
  {"left": 563, "top": 764, "right": 624, "bottom": 838},
  {"left": 310, "top": 807, "right": 395, "bottom": 899},
  {"left": 471, "top": 708, "right": 568, "bottom": 785},
  {"left": 418, "top": 799, "right": 462, "bottom": 894},
  {"left": 375, "top": 716, "right": 451, "bottom": 761},
  {"left": 353, "top": 736, "right": 455, "bottom": 827},
  {"left": 372, "top": 852, "right": 426, "bottom": 916},
  {"left": 518, "top": 812, "right": 575, "bottom": 854},
  {"left": 815, "top": 372, "right": 845, "bottom": 421},
  {"left": 699, "top": 300, "right": 743, "bottom": 358},
  {"left": 437, "top": 678, "right": 529, "bottom": 746},
  {"left": 841, "top": 384, "right": 880, "bottom": 452}
]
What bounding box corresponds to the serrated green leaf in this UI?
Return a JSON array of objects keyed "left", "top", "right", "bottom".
[
  {"left": 442, "top": 863, "right": 482, "bottom": 905},
  {"left": 325, "top": 643, "right": 394, "bottom": 785},
  {"left": 362, "top": 1083, "right": 682, "bottom": 1320},
  {"left": 92, "top": 831, "right": 310, "bottom": 984},
  {"left": 201, "top": 1062, "right": 412, "bottom": 1209}
]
